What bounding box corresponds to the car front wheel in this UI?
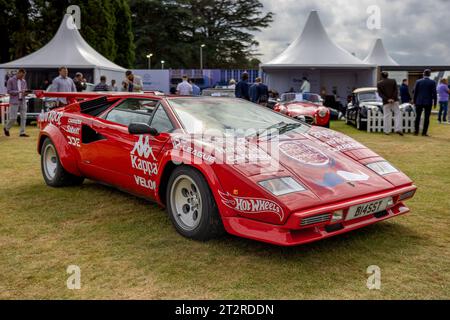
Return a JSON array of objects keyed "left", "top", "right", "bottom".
[
  {"left": 166, "top": 166, "right": 224, "bottom": 241},
  {"left": 41, "top": 138, "right": 84, "bottom": 187}
]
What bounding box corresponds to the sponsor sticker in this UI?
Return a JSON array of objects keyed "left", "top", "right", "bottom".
[
  {"left": 219, "top": 191, "right": 284, "bottom": 221},
  {"left": 279, "top": 141, "right": 329, "bottom": 166},
  {"left": 130, "top": 135, "right": 159, "bottom": 177},
  {"left": 42, "top": 110, "right": 64, "bottom": 125}
]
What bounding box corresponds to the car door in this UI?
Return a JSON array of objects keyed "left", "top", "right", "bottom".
[
  {"left": 129, "top": 103, "right": 175, "bottom": 197},
  {"left": 78, "top": 98, "right": 173, "bottom": 199}
]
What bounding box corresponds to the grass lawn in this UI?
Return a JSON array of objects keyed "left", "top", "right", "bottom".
[{"left": 0, "top": 116, "right": 449, "bottom": 300}]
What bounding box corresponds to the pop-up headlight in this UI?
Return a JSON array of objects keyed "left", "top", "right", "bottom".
[
  {"left": 258, "top": 177, "right": 306, "bottom": 196},
  {"left": 366, "top": 161, "right": 398, "bottom": 176}
]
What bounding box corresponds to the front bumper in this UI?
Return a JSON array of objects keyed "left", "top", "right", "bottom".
[{"left": 222, "top": 185, "right": 417, "bottom": 246}]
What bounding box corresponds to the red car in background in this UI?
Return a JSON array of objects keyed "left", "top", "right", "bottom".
[
  {"left": 274, "top": 92, "right": 331, "bottom": 127},
  {"left": 36, "top": 92, "right": 416, "bottom": 246}
]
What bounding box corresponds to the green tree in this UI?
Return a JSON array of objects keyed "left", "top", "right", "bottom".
[
  {"left": 112, "top": 0, "right": 135, "bottom": 68},
  {"left": 187, "top": 0, "right": 273, "bottom": 68},
  {"left": 131, "top": 0, "right": 273, "bottom": 69},
  {"left": 77, "top": 0, "right": 117, "bottom": 61},
  {"left": 2, "top": 0, "right": 40, "bottom": 61},
  {"left": 0, "top": 0, "right": 17, "bottom": 62}
]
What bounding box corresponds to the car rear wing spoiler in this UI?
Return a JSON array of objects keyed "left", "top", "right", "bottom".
[
  {"left": 34, "top": 91, "right": 112, "bottom": 102},
  {"left": 35, "top": 91, "right": 165, "bottom": 99}
]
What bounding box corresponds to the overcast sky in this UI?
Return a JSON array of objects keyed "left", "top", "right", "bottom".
[{"left": 255, "top": 0, "right": 450, "bottom": 65}]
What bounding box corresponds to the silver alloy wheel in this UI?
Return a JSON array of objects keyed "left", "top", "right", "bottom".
[
  {"left": 43, "top": 144, "right": 58, "bottom": 181},
  {"left": 170, "top": 175, "right": 203, "bottom": 231}
]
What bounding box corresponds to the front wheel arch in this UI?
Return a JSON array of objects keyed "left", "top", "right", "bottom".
[{"left": 165, "top": 165, "right": 225, "bottom": 241}]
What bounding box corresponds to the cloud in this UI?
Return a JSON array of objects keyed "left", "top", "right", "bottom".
[{"left": 255, "top": 0, "right": 450, "bottom": 65}]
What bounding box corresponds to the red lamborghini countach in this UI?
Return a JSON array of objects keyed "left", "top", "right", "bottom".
[{"left": 36, "top": 92, "right": 416, "bottom": 246}]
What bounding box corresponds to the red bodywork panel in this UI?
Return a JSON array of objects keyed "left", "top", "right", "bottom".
[
  {"left": 274, "top": 101, "right": 331, "bottom": 126},
  {"left": 37, "top": 92, "right": 417, "bottom": 246}
]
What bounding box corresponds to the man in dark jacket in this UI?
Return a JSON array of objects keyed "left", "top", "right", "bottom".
[
  {"left": 249, "top": 77, "right": 269, "bottom": 106},
  {"left": 235, "top": 72, "right": 250, "bottom": 101},
  {"left": 377, "top": 71, "right": 403, "bottom": 136},
  {"left": 400, "top": 79, "right": 411, "bottom": 104},
  {"left": 73, "top": 72, "right": 87, "bottom": 92},
  {"left": 413, "top": 69, "right": 437, "bottom": 136}
]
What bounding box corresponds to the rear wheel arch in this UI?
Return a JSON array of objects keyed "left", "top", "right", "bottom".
[{"left": 38, "top": 127, "right": 82, "bottom": 176}]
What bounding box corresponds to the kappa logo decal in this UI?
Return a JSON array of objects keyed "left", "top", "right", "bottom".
[
  {"left": 219, "top": 191, "right": 284, "bottom": 221},
  {"left": 131, "top": 135, "right": 157, "bottom": 161},
  {"left": 280, "top": 141, "right": 330, "bottom": 166},
  {"left": 130, "top": 135, "right": 159, "bottom": 177}
]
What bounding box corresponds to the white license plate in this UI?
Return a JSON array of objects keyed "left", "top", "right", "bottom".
[{"left": 346, "top": 198, "right": 391, "bottom": 221}]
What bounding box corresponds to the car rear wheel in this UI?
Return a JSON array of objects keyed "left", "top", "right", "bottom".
[
  {"left": 41, "top": 138, "right": 84, "bottom": 187},
  {"left": 166, "top": 166, "right": 224, "bottom": 241}
]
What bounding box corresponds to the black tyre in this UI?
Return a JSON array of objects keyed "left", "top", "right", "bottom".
[
  {"left": 41, "top": 138, "right": 84, "bottom": 187},
  {"left": 166, "top": 166, "right": 224, "bottom": 241}
]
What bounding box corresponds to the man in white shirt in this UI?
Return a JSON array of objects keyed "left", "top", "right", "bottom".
[
  {"left": 176, "top": 75, "right": 193, "bottom": 96},
  {"left": 51, "top": 67, "right": 77, "bottom": 105},
  {"left": 300, "top": 77, "right": 311, "bottom": 93}
]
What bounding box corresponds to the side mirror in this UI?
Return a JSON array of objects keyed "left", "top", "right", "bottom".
[{"left": 128, "top": 123, "right": 159, "bottom": 136}]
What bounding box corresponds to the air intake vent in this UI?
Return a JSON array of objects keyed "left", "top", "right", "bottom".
[{"left": 300, "top": 213, "right": 331, "bottom": 226}]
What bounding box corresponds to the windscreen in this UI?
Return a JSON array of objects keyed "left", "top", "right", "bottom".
[{"left": 168, "top": 97, "right": 306, "bottom": 134}]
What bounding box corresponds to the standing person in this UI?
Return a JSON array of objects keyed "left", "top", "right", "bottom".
[
  {"left": 257, "top": 78, "right": 269, "bottom": 107},
  {"left": 300, "top": 77, "right": 310, "bottom": 93},
  {"left": 227, "top": 79, "right": 236, "bottom": 90},
  {"left": 122, "top": 70, "right": 143, "bottom": 92},
  {"left": 249, "top": 78, "right": 268, "bottom": 105},
  {"left": 249, "top": 80, "right": 258, "bottom": 103},
  {"left": 189, "top": 79, "right": 201, "bottom": 96},
  {"left": 111, "top": 79, "right": 118, "bottom": 92},
  {"left": 235, "top": 72, "right": 250, "bottom": 100},
  {"left": 437, "top": 78, "right": 449, "bottom": 124},
  {"left": 400, "top": 79, "right": 412, "bottom": 104},
  {"left": 93, "top": 76, "right": 111, "bottom": 92},
  {"left": 40, "top": 79, "right": 50, "bottom": 90},
  {"left": 4, "top": 69, "right": 29, "bottom": 137},
  {"left": 51, "top": 67, "right": 77, "bottom": 106},
  {"left": 413, "top": 69, "right": 438, "bottom": 136},
  {"left": 176, "top": 75, "right": 193, "bottom": 95},
  {"left": 377, "top": 71, "right": 403, "bottom": 136},
  {"left": 73, "top": 72, "right": 86, "bottom": 92}
]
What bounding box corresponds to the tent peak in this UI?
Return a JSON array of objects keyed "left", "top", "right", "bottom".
[
  {"left": 263, "top": 10, "right": 368, "bottom": 67},
  {"left": 0, "top": 14, "right": 125, "bottom": 72},
  {"left": 364, "top": 38, "right": 399, "bottom": 66}
]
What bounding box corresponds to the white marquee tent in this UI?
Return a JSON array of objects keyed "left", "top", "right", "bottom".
[
  {"left": 0, "top": 14, "right": 126, "bottom": 92},
  {"left": 364, "top": 38, "right": 399, "bottom": 66},
  {"left": 261, "top": 11, "right": 376, "bottom": 98}
]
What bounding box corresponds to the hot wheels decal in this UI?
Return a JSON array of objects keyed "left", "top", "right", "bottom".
[
  {"left": 219, "top": 191, "right": 284, "bottom": 221},
  {"left": 279, "top": 141, "right": 329, "bottom": 166},
  {"left": 42, "top": 111, "right": 64, "bottom": 125}
]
